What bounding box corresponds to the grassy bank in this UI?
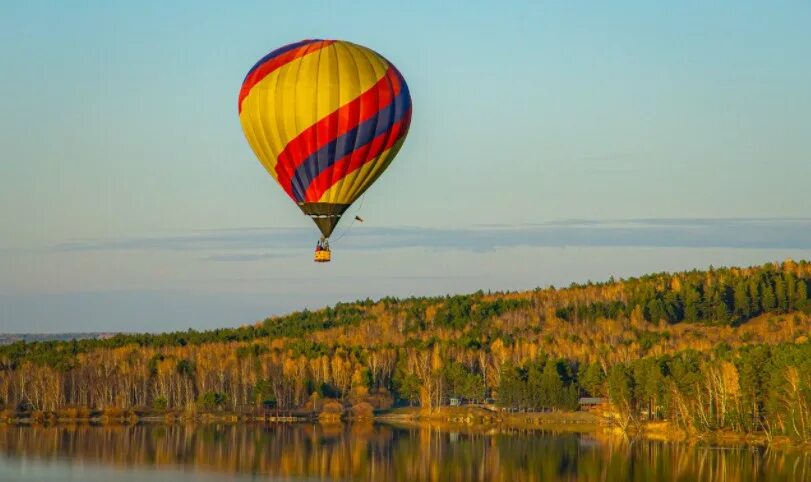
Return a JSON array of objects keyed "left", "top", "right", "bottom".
[
  {"left": 377, "top": 406, "right": 607, "bottom": 435},
  {"left": 376, "top": 407, "right": 811, "bottom": 448}
]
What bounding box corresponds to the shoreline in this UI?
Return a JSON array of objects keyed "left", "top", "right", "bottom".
[{"left": 2, "top": 407, "right": 807, "bottom": 449}]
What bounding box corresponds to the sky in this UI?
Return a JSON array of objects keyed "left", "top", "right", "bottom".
[{"left": 1, "top": 1, "right": 810, "bottom": 333}]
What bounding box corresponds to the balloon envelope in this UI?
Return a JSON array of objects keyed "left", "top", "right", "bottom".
[{"left": 238, "top": 39, "right": 412, "bottom": 237}]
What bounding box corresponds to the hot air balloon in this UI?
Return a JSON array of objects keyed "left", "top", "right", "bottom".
[{"left": 238, "top": 39, "right": 412, "bottom": 262}]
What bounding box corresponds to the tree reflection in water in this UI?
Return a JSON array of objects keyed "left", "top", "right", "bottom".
[{"left": 0, "top": 423, "right": 808, "bottom": 482}]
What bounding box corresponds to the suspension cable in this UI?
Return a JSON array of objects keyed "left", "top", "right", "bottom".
[{"left": 330, "top": 194, "right": 366, "bottom": 244}]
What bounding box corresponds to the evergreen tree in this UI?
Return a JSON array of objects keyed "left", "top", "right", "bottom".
[
  {"left": 681, "top": 284, "right": 702, "bottom": 322},
  {"left": 498, "top": 363, "right": 526, "bottom": 409},
  {"left": 560, "top": 384, "right": 580, "bottom": 411},
  {"left": 539, "top": 361, "right": 565, "bottom": 409},
  {"left": 663, "top": 292, "right": 683, "bottom": 323},
  {"left": 525, "top": 360, "right": 545, "bottom": 409},
  {"left": 437, "top": 362, "right": 485, "bottom": 402},
  {"left": 774, "top": 277, "right": 787, "bottom": 313},
  {"left": 580, "top": 363, "right": 606, "bottom": 397},
  {"left": 785, "top": 273, "right": 797, "bottom": 310},
  {"left": 711, "top": 289, "right": 731, "bottom": 324},
  {"left": 761, "top": 282, "right": 776, "bottom": 312},
  {"left": 795, "top": 279, "right": 808, "bottom": 310},
  {"left": 748, "top": 280, "right": 761, "bottom": 316},
  {"left": 733, "top": 281, "right": 751, "bottom": 318},
  {"left": 632, "top": 358, "right": 665, "bottom": 420},
  {"left": 646, "top": 299, "right": 664, "bottom": 324},
  {"left": 607, "top": 364, "right": 635, "bottom": 411}
]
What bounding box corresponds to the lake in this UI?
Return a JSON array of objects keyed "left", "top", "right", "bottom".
[{"left": 0, "top": 423, "right": 808, "bottom": 482}]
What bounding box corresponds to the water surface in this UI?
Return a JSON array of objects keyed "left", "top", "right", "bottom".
[{"left": 0, "top": 423, "right": 808, "bottom": 482}]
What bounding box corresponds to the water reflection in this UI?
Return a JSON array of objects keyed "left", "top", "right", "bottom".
[{"left": 0, "top": 423, "right": 808, "bottom": 482}]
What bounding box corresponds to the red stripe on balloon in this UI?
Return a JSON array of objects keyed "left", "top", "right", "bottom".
[
  {"left": 275, "top": 66, "right": 403, "bottom": 197},
  {"left": 237, "top": 40, "right": 335, "bottom": 113},
  {"left": 303, "top": 108, "right": 412, "bottom": 203}
]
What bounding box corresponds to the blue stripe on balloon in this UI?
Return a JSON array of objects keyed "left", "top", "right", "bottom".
[
  {"left": 243, "top": 39, "right": 320, "bottom": 81},
  {"left": 290, "top": 76, "right": 412, "bottom": 202}
]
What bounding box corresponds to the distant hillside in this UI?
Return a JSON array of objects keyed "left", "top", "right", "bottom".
[
  {"left": 0, "top": 333, "right": 117, "bottom": 346},
  {"left": 2, "top": 260, "right": 811, "bottom": 440}
]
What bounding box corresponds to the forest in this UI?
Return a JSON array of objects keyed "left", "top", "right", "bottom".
[{"left": 2, "top": 259, "right": 811, "bottom": 441}]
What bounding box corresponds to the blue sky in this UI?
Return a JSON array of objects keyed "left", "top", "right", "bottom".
[{"left": 1, "top": 1, "right": 810, "bottom": 332}]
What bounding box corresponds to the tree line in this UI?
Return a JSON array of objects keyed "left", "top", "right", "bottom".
[
  {"left": 556, "top": 265, "right": 809, "bottom": 325},
  {"left": 2, "top": 260, "right": 811, "bottom": 441}
]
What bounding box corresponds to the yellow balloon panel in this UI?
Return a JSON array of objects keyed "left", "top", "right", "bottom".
[{"left": 238, "top": 39, "right": 412, "bottom": 235}]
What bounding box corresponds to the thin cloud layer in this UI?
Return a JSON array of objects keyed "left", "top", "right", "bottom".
[{"left": 53, "top": 218, "right": 811, "bottom": 259}]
